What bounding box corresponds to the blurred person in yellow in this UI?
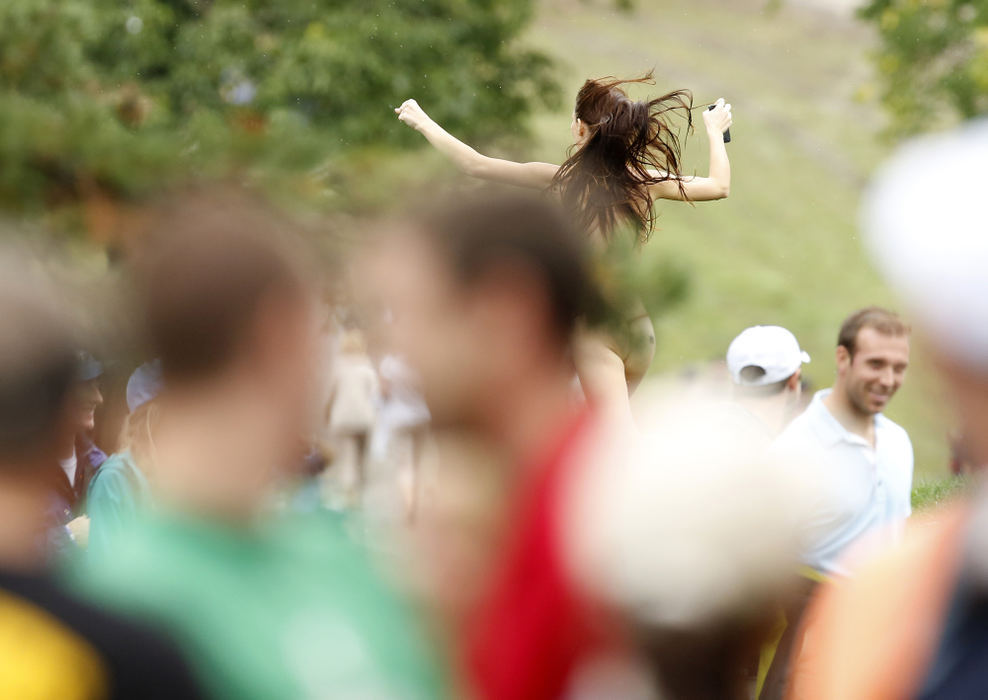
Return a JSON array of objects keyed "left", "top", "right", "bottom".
[
  {"left": 371, "top": 193, "right": 625, "bottom": 699},
  {"left": 0, "top": 248, "right": 204, "bottom": 699},
  {"left": 787, "top": 119, "right": 988, "bottom": 699},
  {"left": 67, "top": 188, "right": 444, "bottom": 700}
]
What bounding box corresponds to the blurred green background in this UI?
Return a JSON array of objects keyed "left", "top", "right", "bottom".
[
  {"left": 4, "top": 0, "right": 988, "bottom": 489},
  {"left": 371, "top": 0, "right": 985, "bottom": 486},
  {"left": 508, "top": 0, "right": 950, "bottom": 485}
]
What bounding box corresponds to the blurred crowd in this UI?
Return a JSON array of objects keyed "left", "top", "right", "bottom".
[{"left": 3, "top": 120, "right": 988, "bottom": 700}]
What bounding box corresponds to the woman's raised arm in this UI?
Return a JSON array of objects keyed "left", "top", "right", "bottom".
[
  {"left": 650, "top": 98, "right": 732, "bottom": 202},
  {"left": 396, "top": 99, "right": 558, "bottom": 190}
]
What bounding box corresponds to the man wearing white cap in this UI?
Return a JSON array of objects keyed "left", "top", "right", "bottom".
[
  {"left": 788, "top": 119, "right": 988, "bottom": 699},
  {"left": 771, "top": 307, "right": 913, "bottom": 577},
  {"left": 726, "top": 325, "right": 810, "bottom": 444}
]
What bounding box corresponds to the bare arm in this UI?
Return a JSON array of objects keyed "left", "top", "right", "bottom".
[
  {"left": 395, "top": 99, "right": 558, "bottom": 190},
  {"left": 650, "top": 98, "right": 732, "bottom": 202}
]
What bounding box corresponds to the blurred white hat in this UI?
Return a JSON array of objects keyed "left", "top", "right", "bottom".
[
  {"left": 126, "top": 359, "right": 163, "bottom": 413},
  {"left": 863, "top": 118, "right": 988, "bottom": 371},
  {"left": 566, "top": 394, "right": 819, "bottom": 628},
  {"left": 726, "top": 326, "right": 810, "bottom": 386}
]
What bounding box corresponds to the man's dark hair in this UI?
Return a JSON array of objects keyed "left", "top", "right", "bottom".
[
  {"left": 0, "top": 258, "right": 78, "bottom": 465},
  {"left": 135, "top": 187, "right": 312, "bottom": 383},
  {"left": 837, "top": 307, "right": 910, "bottom": 358},
  {"left": 416, "top": 192, "right": 604, "bottom": 345}
]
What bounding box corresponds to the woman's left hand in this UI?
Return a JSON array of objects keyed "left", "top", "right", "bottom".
[{"left": 703, "top": 98, "right": 732, "bottom": 138}]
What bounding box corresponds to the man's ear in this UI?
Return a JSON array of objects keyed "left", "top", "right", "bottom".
[
  {"left": 835, "top": 345, "right": 851, "bottom": 372},
  {"left": 787, "top": 369, "right": 802, "bottom": 392}
]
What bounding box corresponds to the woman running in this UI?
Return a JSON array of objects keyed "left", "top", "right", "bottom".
[{"left": 395, "top": 72, "right": 732, "bottom": 425}]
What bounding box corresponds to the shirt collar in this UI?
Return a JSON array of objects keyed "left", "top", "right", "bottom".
[{"left": 809, "top": 389, "right": 879, "bottom": 449}]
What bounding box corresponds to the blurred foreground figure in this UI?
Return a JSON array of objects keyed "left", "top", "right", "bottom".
[
  {"left": 70, "top": 189, "right": 442, "bottom": 699},
  {"left": 0, "top": 251, "right": 203, "bottom": 699},
  {"left": 375, "top": 194, "right": 621, "bottom": 699},
  {"left": 788, "top": 119, "right": 988, "bottom": 699},
  {"left": 569, "top": 394, "right": 818, "bottom": 699}
]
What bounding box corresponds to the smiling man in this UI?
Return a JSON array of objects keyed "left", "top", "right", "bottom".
[
  {"left": 53, "top": 352, "right": 107, "bottom": 516},
  {"left": 771, "top": 307, "right": 913, "bottom": 577}
]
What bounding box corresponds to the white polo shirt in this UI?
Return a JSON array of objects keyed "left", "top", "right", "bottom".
[{"left": 770, "top": 389, "right": 914, "bottom": 576}]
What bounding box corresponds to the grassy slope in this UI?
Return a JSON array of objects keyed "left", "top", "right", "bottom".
[{"left": 523, "top": 0, "right": 950, "bottom": 484}]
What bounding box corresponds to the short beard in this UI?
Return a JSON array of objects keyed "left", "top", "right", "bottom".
[{"left": 848, "top": 385, "right": 880, "bottom": 418}]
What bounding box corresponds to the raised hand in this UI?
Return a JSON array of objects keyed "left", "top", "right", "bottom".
[
  {"left": 703, "top": 98, "right": 732, "bottom": 138},
  {"left": 395, "top": 99, "right": 432, "bottom": 133}
]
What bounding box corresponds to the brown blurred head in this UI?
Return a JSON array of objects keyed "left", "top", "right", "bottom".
[
  {"left": 136, "top": 188, "right": 314, "bottom": 384},
  {"left": 0, "top": 253, "right": 78, "bottom": 472},
  {"left": 373, "top": 193, "right": 600, "bottom": 429},
  {"left": 132, "top": 187, "right": 321, "bottom": 493}
]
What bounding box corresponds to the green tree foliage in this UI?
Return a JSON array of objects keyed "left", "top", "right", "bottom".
[
  {"left": 859, "top": 0, "right": 988, "bottom": 137},
  {"left": 0, "top": 0, "right": 558, "bottom": 212}
]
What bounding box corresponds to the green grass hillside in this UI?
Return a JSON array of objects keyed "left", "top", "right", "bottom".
[
  {"left": 523, "top": 0, "right": 951, "bottom": 484},
  {"left": 364, "top": 0, "right": 952, "bottom": 486}
]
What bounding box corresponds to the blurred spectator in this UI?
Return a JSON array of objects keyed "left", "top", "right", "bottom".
[
  {"left": 789, "top": 117, "right": 988, "bottom": 699},
  {"left": 45, "top": 351, "right": 109, "bottom": 552},
  {"left": 324, "top": 328, "right": 379, "bottom": 509},
  {"left": 125, "top": 359, "right": 163, "bottom": 413},
  {"left": 719, "top": 326, "right": 811, "bottom": 698},
  {"left": 949, "top": 430, "right": 981, "bottom": 476},
  {"left": 86, "top": 361, "right": 163, "bottom": 561},
  {"left": 372, "top": 352, "right": 431, "bottom": 521},
  {"left": 725, "top": 325, "right": 810, "bottom": 447},
  {"left": 0, "top": 248, "right": 204, "bottom": 699},
  {"left": 771, "top": 307, "right": 913, "bottom": 577},
  {"left": 68, "top": 188, "right": 443, "bottom": 699},
  {"left": 52, "top": 353, "right": 107, "bottom": 518},
  {"left": 374, "top": 192, "right": 618, "bottom": 699}
]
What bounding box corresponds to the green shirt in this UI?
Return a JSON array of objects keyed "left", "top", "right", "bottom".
[
  {"left": 69, "top": 509, "right": 443, "bottom": 700},
  {"left": 86, "top": 451, "right": 150, "bottom": 563}
]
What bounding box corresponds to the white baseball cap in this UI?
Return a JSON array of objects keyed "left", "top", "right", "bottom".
[
  {"left": 863, "top": 118, "right": 988, "bottom": 372},
  {"left": 727, "top": 326, "right": 810, "bottom": 386},
  {"left": 126, "top": 359, "right": 163, "bottom": 413}
]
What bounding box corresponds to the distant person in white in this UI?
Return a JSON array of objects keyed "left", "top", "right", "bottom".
[
  {"left": 725, "top": 325, "right": 810, "bottom": 449},
  {"left": 325, "top": 329, "right": 380, "bottom": 508},
  {"left": 771, "top": 307, "right": 913, "bottom": 576}
]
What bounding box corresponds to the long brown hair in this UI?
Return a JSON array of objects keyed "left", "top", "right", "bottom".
[
  {"left": 118, "top": 399, "right": 160, "bottom": 477},
  {"left": 550, "top": 71, "right": 693, "bottom": 243}
]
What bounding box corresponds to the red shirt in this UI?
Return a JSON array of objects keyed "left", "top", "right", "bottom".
[{"left": 464, "top": 409, "right": 613, "bottom": 700}]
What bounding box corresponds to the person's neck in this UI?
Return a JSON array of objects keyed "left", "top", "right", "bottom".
[
  {"left": 737, "top": 393, "right": 790, "bottom": 436},
  {"left": 483, "top": 365, "right": 575, "bottom": 467},
  {"left": 154, "top": 383, "right": 272, "bottom": 525},
  {"left": 823, "top": 384, "right": 875, "bottom": 442},
  {"left": 0, "top": 479, "right": 49, "bottom": 573}
]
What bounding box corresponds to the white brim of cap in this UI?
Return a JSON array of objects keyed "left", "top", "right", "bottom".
[{"left": 734, "top": 353, "right": 810, "bottom": 386}]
